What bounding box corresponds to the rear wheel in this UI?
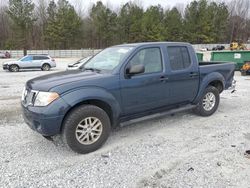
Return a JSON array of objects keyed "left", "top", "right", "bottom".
[
  {"left": 193, "top": 86, "right": 220, "bottom": 116},
  {"left": 9, "top": 64, "right": 19, "bottom": 72},
  {"left": 41, "top": 63, "right": 50, "bottom": 71},
  {"left": 62, "top": 105, "right": 111, "bottom": 154}
]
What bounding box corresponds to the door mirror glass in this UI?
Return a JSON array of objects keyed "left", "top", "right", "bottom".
[{"left": 127, "top": 64, "right": 145, "bottom": 75}]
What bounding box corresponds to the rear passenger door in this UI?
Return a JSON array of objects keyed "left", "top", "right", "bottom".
[
  {"left": 33, "top": 56, "right": 47, "bottom": 67},
  {"left": 166, "top": 46, "right": 199, "bottom": 104}
]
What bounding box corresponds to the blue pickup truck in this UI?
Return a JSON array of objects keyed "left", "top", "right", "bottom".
[{"left": 21, "top": 42, "right": 235, "bottom": 153}]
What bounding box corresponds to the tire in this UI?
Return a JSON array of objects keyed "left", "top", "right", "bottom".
[
  {"left": 193, "top": 86, "right": 220, "bottom": 117},
  {"left": 62, "top": 105, "right": 111, "bottom": 154},
  {"left": 9, "top": 64, "right": 19, "bottom": 72},
  {"left": 41, "top": 63, "right": 50, "bottom": 71}
]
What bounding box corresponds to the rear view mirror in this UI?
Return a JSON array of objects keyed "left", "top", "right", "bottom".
[{"left": 127, "top": 64, "right": 145, "bottom": 76}]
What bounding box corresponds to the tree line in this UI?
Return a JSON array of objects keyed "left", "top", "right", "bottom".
[{"left": 0, "top": 0, "right": 249, "bottom": 50}]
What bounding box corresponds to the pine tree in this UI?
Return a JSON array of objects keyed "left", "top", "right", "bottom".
[{"left": 7, "top": 0, "right": 36, "bottom": 53}]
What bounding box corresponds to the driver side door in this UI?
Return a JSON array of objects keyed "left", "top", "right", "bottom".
[
  {"left": 120, "top": 47, "right": 169, "bottom": 115},
  {"left": 19, "top": 55, "right": 33, "bottom": 68}
]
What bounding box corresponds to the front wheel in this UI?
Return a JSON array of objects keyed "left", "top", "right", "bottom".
[
  {"left": 62, "top": 105, "right": 111, "bottom": 154},
  {"left": 9, "top": 64, "right": 19, "bottom": 72},
  {"left": 193, "top": 86, "right": 220, "bottom": 116}
]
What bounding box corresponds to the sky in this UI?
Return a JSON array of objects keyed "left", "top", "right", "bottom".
[
  {"left": 78, "top": 0, "right": 192, "bottom": 8},
  {"left": 70, "top": 0, "right": 192, "bottom": 10},
  {"left": 67, "top": 0, "right": 194, "bottom": 16},
  {"left": 67, "top": 0, "right": 232, "bottom": 16},
  {"left": 0, "top": 0, "right": 231, "bottom": 15}
]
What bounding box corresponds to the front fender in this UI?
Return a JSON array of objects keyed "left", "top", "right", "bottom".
[
  {"left": 60, "top": 87, "right": 121, "bottom": 124},
  {"left": 193, "top": 72, "right": 225, "bottom": 104}
]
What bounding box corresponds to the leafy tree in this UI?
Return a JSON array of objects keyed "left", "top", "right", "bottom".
[
  {"left": 208, "top": 2, "right": 229, "bottom": 43},
  {"left": 141, "top": 5, "right": 165, "bottom": 41},
  {"left": 117, "top": 2, "right": 144, "bottom": 43},
  {"left": 90, "top": 1, "right": 118, "bottom": 48},
  {"left": 183, "top": 0, "right": 229, "bottom": 43},
  {"left": 0, "top": 0, "right": 244, "bottom": 49},
  {"left": 164, "top": 7, "right": 183, "bottom": 41},
  {"left": 118, "top": 3, "right": 132, "bottom": 43},
  {"left": 127, "top": 3, "right": 144, "bottom": 42},
  {"left": 183, "top": 0, "right": 209, "bottom": 43},
  {"left": 45, "top": 0, "right": 82, "bottom": 49},
  {"left": 0, "top": 5, "right": 11, "bottom": 49},
  {"left": 7, "top": 0, "right": 36, "bottom": 53}
]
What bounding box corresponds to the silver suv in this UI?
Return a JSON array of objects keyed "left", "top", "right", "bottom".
[{"left": 2, "top": 54, "right": 56, "bottom": 72}]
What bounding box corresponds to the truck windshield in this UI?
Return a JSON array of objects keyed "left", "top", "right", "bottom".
[{"left": 83, "top": 46, "right": 134, "bottom": 71}]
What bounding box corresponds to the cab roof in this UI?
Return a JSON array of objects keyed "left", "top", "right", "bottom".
[{"left": 114, "top": 41, "right": 191, "bottom": 48}]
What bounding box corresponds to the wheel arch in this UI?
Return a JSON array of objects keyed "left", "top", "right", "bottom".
[
  {"left": 208, "top": 80, "right": 224, "bottom": 93},
  {"left": 42, "top": 62, "right": 51, "bottom": 67},
  {"left": 60, "top": 88, "right": 122, "bottom": 131},
  {"left": 61, "top": 99, "right": 113, "bottom": 130},
  {"left": 193, "top": 72, "right": 225, "bottom": 104},
  {"left": 9, "top": 63, "right": 20, "bottom": 68}
]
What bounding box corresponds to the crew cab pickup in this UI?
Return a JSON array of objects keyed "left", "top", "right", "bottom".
[{"left": 21, "top": 42, "right": 235, "bottom": 154}]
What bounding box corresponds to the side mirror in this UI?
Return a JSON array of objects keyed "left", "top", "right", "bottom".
[{"left": 127, "top": 64, "right": 145, "bottom": 76}]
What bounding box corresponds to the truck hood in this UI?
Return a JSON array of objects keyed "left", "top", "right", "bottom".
[{"left": 26, "top": 70, "right": 104, "bottom": 91}]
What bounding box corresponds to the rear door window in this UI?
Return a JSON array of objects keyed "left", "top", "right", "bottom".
[
  {"left": 167, "top": 46, "right": 191, "bottom": 71},
  {"left": 33, "top": 56, "right": 49, "bottom": 60}
]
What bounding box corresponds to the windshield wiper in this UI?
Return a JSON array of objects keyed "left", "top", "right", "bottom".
[{"left": 83, "top": 67, "right": 101, "bottom": 73}]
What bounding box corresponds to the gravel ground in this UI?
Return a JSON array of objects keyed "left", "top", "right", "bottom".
[{"left": 0, "top": 58, "right": 250, "bottom": 188}]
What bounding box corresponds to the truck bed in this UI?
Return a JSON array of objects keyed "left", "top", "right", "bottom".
[{"left": 199, "top": 61, "right": 236, "bottom": 90}]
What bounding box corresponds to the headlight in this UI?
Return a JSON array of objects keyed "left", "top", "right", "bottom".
[{"left": 34, "top": 91, "right": 59, "bottom": 106}]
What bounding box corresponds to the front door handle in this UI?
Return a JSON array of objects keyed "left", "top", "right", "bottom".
[
  {"left": 159, "top": 76, "right": 168, "bottom": 82},
  {"left": 189, "top": 72, "right": 198, "bottom": 77}
]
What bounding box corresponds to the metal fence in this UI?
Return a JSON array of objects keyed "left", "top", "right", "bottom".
[
  {"left": 193, "top": 44, "right": 229, "bottom": 51},
  {"left": 1, "top": 44, "right": 250, "bottom": 58},
  {"left": 0, "top": 49, "right": 102, "bottom": 58},
  {"left": 193, "top": 44, "right": 250, "bottom": 51}
]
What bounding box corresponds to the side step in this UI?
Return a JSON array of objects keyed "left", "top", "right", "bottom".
[{"left": 120, "top": 104, "right": 196, "bottom": 127}]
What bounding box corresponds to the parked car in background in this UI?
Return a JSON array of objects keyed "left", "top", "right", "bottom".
[
  {"left": 21, "top": 42, "right": 236, "bottom": 154},
  {"left": 2, "top": 54, "right": 56, "bottom": 72},
  {"left": 67, "top": 56, "right": 92, "bottom": 70},
  {"left": 0, "top": 51, "right": 11, "bottom": 58},
  {"left": 212, "top": 45, "right": 225, "bottom": 51}
]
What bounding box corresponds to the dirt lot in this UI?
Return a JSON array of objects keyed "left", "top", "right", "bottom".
[{"left": 0, "top": 58, "right": 250, "bottom": 188}]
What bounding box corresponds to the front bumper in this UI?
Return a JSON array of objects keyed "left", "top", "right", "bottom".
[
  {"left": 3, "top": 64, "right": 8, "bottom": 70},
  {"left": 21, "top": 98, "right": 70, "bottom": 136}
]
